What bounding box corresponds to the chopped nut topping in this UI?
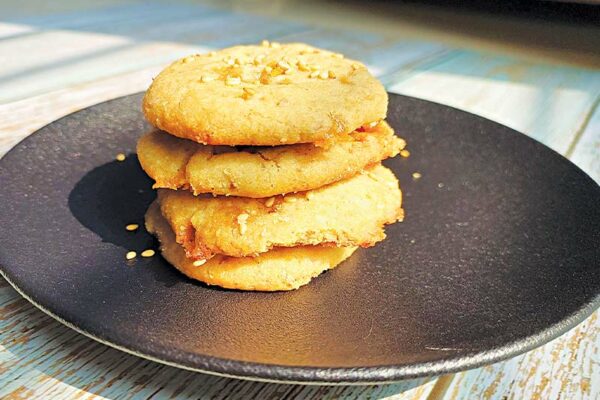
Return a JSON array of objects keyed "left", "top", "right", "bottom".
[
  {"left": 201, "top": 75, "right": 216, "bottom": 83},
  {"left": 328, "top": 70, "right": 336, "bottom": 79},
  {"left": 125, "top": 224, "right": 139, "bottom": 232},
  {"left": 261, "top": 40, "right": 270, "bottom": 47},
  {"left": 126, "top": 251, "right": 136, "bottom": 260},
  {"left": 318, "top": 71, "right": 328, "bottom": 80},
  {"left": 116, "top": 153, "right": 126, "bottom": 161},
  {"left": 309, "top": 70, "right": 320, "bottom": 78},
  {"left": 270, "top": 42, "right": 281, "bottom": 48},
  {"left": 193, "top": 259, "right": 207, "bottom": 267},
  {"left": 400, "top": 149, "right": 410, "bottom": 158},
  {"left": 141, "top": 249, "right": 155, "bottom": 257},
  {"left": 332, "top": 53, "right": 344, "bottom": 59},
  {"left": 351, "top": 63, "right": 360, "bottom": 70}
]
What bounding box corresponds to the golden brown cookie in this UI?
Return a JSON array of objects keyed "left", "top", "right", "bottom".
[
  {"left": 137, "top": 121, "right": 405, "bottom": 198},
  {"left": 142, "top": 42, "right": 387, "bottom": 146},
  {"left": 145, "top": 202, "right": 357, "bottom": 291},
  {"left": 157, "top": 164, "right": 403, "bottom": 260}
]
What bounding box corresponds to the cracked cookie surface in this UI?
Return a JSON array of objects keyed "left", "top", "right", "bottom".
[
  {"left": 137, "top": 121, "right": 405, "bottom": 197},
  {"left": 156, "top": 164, "right": 403, "bottom": 260},
  {"left": 142, "top": 42, "right": 387, "bottom": 146},
  {"left": 146, "top": 201, "right": 357, "bottom": 291}
]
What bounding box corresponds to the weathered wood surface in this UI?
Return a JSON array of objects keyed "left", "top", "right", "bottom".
[{"left": 0, "top": 1, "right": 598, "bottom": 399}]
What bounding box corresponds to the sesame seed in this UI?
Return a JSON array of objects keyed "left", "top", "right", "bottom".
[
  {"left": 193, "top": 259, "right": 207, "bottom": 267},
  {"left": 309, "top": 65, "right": 320, "bottom": 71},
  {"left": 438, "top": 182, "right": 445, "bottom": 188},
  {"left": 126, "top": 251, "right": 136, "bottom": 260},
  {"left": 264, "top": 197, "right": 275, "bottom": 207},
  {"left": 369, "top": 121, "right": 378, "bottom": 128},
  {"left": 277, "top": 60, "right": 291, "bottom": 70},
  {"left": 400, "top": 149, "right": 410, "bottom": 158},
  {"left": 237, "top": 213, "right": 249, "bottom": 235},
  {"left": 297, "top": 61, "right": 310, "bottom": 71},
  {"left": 125, "top": 224, "right": 139, "bottom": 232},
  {"left": 226, "top": 76, "right": 241, "bottom": 86},
  {"left": 328, "top": 70, "right": 336, "bottom": 79},
  {"left": 141, "top": 249, "right": 155, "bottom": 257},
  {"left": 412, "top": 172, "right": 422, "bottom": 180},
  {"left": 116, "top": 153, "right": 126, "bottom": 161}
]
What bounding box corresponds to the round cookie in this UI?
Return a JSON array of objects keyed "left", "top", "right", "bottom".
[
  {"left": 137, "top": 121, "right": 405, "bottom": 198},
  {"left": 143, "top": 42, "right": 388, "bottom": 146},
  {"left": 145, "top": 202, "right": 357, "bottom": 291},
  {"left": 157, "top": 164, "right": 403, "bottom": 260}
]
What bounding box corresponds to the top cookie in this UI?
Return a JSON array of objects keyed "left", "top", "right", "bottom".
[{"left": 143, "top": 42, "right": 388, "bottom": 146}]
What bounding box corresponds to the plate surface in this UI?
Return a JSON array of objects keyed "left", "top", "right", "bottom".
[{"left": 0, "top": 93, "right": 599, "bottom": 384}]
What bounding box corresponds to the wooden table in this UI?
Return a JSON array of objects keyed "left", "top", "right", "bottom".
[{"left": 1, "top": 1, "right": 598, "bottom": 398}]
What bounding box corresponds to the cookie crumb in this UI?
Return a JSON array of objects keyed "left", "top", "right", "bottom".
[
  {"left": 116, "top": 153, "right": 126, "bottom": 161},
  {"left": 141, "top": 249, "right": 155, "bottom": 258},
  {"left": 264, "top": 197, "right": 275, "bottom": 207},
  {"left": 400, "top": 149, "right": 410, "bottom": 158},
  {"left": 412, "top": 172, "right": 422, "bottom": 180},
  {"left": 125, "top": 224, "right": 139, "bottom": 232},
  {"left": 126, "top": 251, "right": 136, "bottom": 260},
  {"left": 193, "top": 259, "right": 207, "bottom": 267}
]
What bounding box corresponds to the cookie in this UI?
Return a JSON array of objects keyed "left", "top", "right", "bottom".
[
  {"left": 157, "top": 164, "right": 403, "bottom": 260},
  {"left": 142, "top": 42, "right": 387, "bottom": 146},
  {"left": 137, "top": 121, "right": 405, "bottom": 198},
  {"left": 145, "top": 202, "right": 357, "bottom": 291}
]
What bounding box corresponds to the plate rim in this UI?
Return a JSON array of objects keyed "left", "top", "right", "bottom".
[{"left": 1, "top": 92, "right": 599, "bottom": 384}]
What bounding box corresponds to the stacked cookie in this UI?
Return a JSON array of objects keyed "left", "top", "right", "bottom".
[{"left": 138, "top": 42, "right": 406, "bottom": 291}]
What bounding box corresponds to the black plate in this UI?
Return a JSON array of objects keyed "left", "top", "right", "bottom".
[{"left": 1, "top": 94, "right": 599, "bottom": 384}]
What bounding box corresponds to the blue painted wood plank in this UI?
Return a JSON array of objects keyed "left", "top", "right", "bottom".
[{"left": 387, "top": 50, "right": 600, "bottom": 154}]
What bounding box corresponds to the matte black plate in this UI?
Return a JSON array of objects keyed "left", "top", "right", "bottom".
[{"left": 1, "top": 94, "right": 599, "bottom": 384}]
